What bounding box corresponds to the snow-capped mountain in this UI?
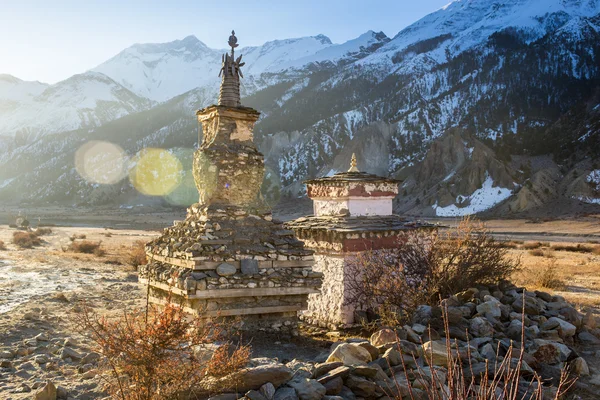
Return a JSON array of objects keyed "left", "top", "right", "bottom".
[
  {"left": 0, "top": 72, "right": 152, "bottom": 141},
  {"left": 360, "top": 0, "right": 600, "bottom": 68},
  {"left": 1, "top": 0, "right": 600, "bottom": 217},
  {"left": 92, "top": 32, "right": 390, "bottom": 102}
]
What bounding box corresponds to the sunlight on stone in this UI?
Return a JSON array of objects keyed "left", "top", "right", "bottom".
[
  {"left": 129, "top": 148, "right": 183, "bottom": 196},
  {"left": 75, "top": 141, "right": 129, "bottom": 185}
]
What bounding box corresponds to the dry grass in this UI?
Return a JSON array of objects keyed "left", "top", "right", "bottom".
[
  {"left": 12, "top": 231, "right": 42, "bottom": 249},
  {"left": 512, "top": 241, "right": 600, "bottom": 310},
  {"left": 0, "top": 240, "right": 6, "bottom": 250},
  {"left": 551, "top": 244, "right": 596, "bottom": 253},
  {"left": 65, "top": 240, "right": 105, "bottom": 256}
]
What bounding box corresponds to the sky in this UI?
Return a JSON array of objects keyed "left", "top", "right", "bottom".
[{"left": 0, "top": 0, "right": 451, "bottom": 84}]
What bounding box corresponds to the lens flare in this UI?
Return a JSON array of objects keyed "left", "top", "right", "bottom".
[
  {"left": 164, "top": 148, "right": 199, "bottom": 206},
  {"left": 129, "top": 148, "right": 183, "bottom": 196},
  {"left": 75, "top": 141, "right": 128, "bottom": 185}
]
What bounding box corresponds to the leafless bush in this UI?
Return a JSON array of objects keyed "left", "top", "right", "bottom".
[
  {"left": 70, "top": 233, "right": 87, "bottom": 241},
  {"left": 125, "top": 240, "right": 147, "bottom": 268},
  {"left": 12, "top": 231, "right": 42, "bottom": 248},
  {"left": 66, "top": 240, "right": 104, "bottom": 256},
  {"left": 345, "top": 218, "right": 520, "bottom": 322},
  {"left": 33, "top": 227, "right": 53, "bottom": 236},
  {"left": 551, "top": 244, "right": 593, "bottom": 253},
  {"left": 522, "top": 241, "right": 543, "bottom": 250},
  {"left": 534, "top": 260, "right": 565, "bottom": 290},
  {"left": 76, "top": 300, "right": 250, "bottom": 400}
]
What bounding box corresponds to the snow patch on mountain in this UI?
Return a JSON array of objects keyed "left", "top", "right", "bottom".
[{"left": 432, "top": 174, "right": 513, "bottom": 216}]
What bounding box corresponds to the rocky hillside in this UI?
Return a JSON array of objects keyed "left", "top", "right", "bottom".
[{"left": 1, "top": 0, "right": 600, "bottom": 216}]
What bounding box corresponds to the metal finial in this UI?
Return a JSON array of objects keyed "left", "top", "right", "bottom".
[
  {"left": 228, "top": 30, "right": 239, "bottom": 49},
  {"left": 348, "top": 153, "right": 359, "bottom": 172}
]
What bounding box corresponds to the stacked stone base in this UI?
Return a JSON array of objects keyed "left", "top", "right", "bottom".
[{"left": 140, "top": 203, "right": 322, "bottom": 333}]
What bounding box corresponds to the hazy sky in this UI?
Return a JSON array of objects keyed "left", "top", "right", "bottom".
[{"left": 0, "top": 0, "right": 450, "bottom": 84}]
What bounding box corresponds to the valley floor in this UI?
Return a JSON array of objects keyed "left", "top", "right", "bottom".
[{"left": 0, "top": 210, "right": 600, "bottom": 398}]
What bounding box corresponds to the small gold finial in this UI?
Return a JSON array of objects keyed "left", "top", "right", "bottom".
[{"left": 348, "top": 153, "right": 359, "bottom": 172}]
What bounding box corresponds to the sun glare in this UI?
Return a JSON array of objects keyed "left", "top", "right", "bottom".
[
  {"left": 75, "top": 141, "right": 129, "bottom": 185},
  {"left": 129, "top": 148, "right": 183, "bottom": 197}
]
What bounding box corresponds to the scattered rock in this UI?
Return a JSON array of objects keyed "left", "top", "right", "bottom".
[
  {"left": 287, "top": 378, "right": 326, "bottom": 400},
  {"left": 35, "top": 381, "right": 57, "bottom": 400},
  {"left": 326, "top": 344, "right": 372, "bottom": 366}
]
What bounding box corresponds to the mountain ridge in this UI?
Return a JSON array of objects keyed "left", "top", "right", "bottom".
[{"left": 1, "top": 0, "right": 599, "bottom": 217}]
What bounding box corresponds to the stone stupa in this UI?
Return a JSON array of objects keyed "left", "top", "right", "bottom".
[{"left": 140, "top": 31, "right": 322, "bottom": 333}]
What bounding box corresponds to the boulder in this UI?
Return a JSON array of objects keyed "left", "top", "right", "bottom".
[
  {"left": 570, "top": 357, "right": 589, "bottom": 376},
  {"left": 287, "top": 378, "right": 326, "bottom": 400},
  {"left": 476, "top": 296, "right": 502, "bottom": 318},
  {"left": 370, "top": 329, "right": 397, "bottom": 347},
  {"left": 323, "top": 377, "right": 343, "bottom": 395},
  {"left": 356, "top": 342, "right": 379, "bottom": 361},
  {"left": 260, "top": 383, "right": 276, "bottom": 400},
  {"left": 246, "top": 390, "right": 267, "bottom": 400},
  {"left": 351, "top": 366, "right": 379, "bottom": 379},
  {"left": 512, "top": 297, "right": 543, "bottom": 315},
  {"left": 316, "top": 366, "right": 351, "bottom": 384},
  {"left": 35, "top": 381, "right": 57, "bottom": 400},
  {"left": 345, "top": 375, "right": 378, "bottom": 398},
  {"left": 542, "top": 317, "right": 576, "bottom": 338},
  {"left": 578, "top": 331, "right": 600, "bottom": 345},
  {"left": 420, "top": 341, "right": 449, "bottom": 366},
  {"left": 326, "top": 344, "right": 372, "bottom": 366},
  {"left": 274, "top": 387, "right": 299, "bottom": 400},
  {"left": 469, "top": 317, "right": 494, "bottom": 337},
  {"left": 532, "top": 340, "right": 571, "bottom": 362},
  {"left": 532, "top": 343, "right": 561, "bottom": 365},
  {"left": 60, "top": 347, "right": 82, "bottom": 361},
  {"left": 313, "top": 362, "right": 343, "bottom": 379},
  {"left": 219, "top": 364, "right": 293, "bottom": 392},
  {"left": 382, "top": 348, "right": 402, "bottom": 367}
]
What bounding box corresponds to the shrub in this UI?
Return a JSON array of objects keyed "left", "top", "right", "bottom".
[
  {"left": 12, "top": 231, "right": 42, "bottom": 248},
  {"left": 534, "top": 260, "right": 565, "bottom": 290},
  {"left": 70, "top": 233, "right": 87, "bottom": 241},
  {"left": 77, "top": 299, "right": 250, "bottom": 399},
  {"left": 67, "top": 240, "right": 104, "bottom": 255},
  {"left": 125, "top": 240, "right": 148, "bottom": 267},
  {"left": 522, "top": 241, "right": 543, "bottom": 250},
  {"left": 0, "top": 240, "right": 6, "bottom": 250},
  {"left": 345, "top": 218, "right": 521, "bottom": 322},
  {"left": 551, "top": 244, "right": 593, "bottom": 253},
  {"left": 33, "top": 227, "right": 52, "bottom": 236},
  {"left": 528, "top": 249, "right": 544, "bottom": 257}
]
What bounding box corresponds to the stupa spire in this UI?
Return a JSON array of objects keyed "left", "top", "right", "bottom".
[
  {"left": 218, "top": 30, "right": 244, "bottom": 107},
  {"left": 348, "top": 153, "right": 360, "bottom": 172}
]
